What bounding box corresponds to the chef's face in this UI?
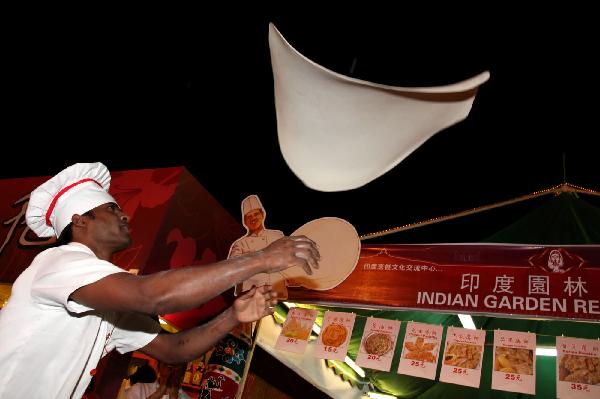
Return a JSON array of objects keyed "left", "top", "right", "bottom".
[
  {"left": 244, "top": 208, "right": 264, "bottom": 231},
  {"left": 87, "top": 202, "right": 131, "bottom": 251}
]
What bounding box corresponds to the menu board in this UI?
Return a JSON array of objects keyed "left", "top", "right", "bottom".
[
  {"left": 314, "top": 311, "right": 356, "bottom": 361},
  {"left": 556, "top": 336, "right": 600, "bottom": 398},
  {"left": 439, "top": 326, "right": 486, "bottom": 388},
  {"left": 275, "top": 307, "right": 318, "bottom": 354},
  {"left": 355, "top": 317, "right": 401, "bottom": 372},
  {"left": 397, "top": 322, "right": 443, "bottom": 380},
  {"left": 491, "top": 330, "right": 536, "bottom": 394}
]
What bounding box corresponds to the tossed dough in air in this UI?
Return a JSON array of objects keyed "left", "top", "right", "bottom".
[{"left": 269, "top": 23, "right": 490, "bottom": 191}]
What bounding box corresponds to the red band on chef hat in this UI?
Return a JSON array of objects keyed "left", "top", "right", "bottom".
[{"left": 45, "top": 178, "right": 103, "bottom": 226}]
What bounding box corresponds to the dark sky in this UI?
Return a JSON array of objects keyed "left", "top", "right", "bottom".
[{"left": 3, "top": 9, "right": 599, "bottom": 243}]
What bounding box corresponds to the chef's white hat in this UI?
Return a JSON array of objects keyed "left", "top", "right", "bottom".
[
  {"left": 241, "top": 195, "right": 263, "bottom": 216},
  {"left": 26, "top": 162, "right": 117, "bottom": 238}
]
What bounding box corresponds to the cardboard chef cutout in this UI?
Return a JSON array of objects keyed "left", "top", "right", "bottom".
[
  {"left": 269, "top": 23, "right": 490, "bottom": 192},
  {"left": 228, "top": 195, "right": 285, "bottom": 295},
  {"left": 228, "top": 195, "right": 360, "bottom": 299}
]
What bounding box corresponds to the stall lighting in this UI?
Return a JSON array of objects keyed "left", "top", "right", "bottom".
[
  {"left": 312, "top": 323, "right": 321, "bottom": 334},
  {"left": 536, "top": 347, "right": 557, "bottom": 357},
  {"left": 458, "top": 314, "right": 476, "bottom": 329},
  {"left": 344, "top": 356, "right": 365, "bottom": 378},
  {"left": 365, "top": 392, "right": 397, "bottom": 399}
]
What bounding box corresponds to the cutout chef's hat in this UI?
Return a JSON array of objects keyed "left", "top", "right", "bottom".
[
  {"left": 26, "top": 162, "right": 117, "bottom": 238},
  {"left": 241, "top": 194, "right": 264, "bottom": 216}
]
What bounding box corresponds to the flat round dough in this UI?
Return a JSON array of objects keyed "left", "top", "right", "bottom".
[{"left": 281, "top": 217, "right": 360, "bottom": 290}]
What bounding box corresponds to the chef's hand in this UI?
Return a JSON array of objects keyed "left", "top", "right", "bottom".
[
  {"left": 259, "top": 236, "right": 320, "bottom": 275},
  {"left": 233, "top": 285, "right": 278, "bottom": 323}
]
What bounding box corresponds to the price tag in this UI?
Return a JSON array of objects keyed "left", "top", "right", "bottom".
[
  {"left": 557, "top": 336, "right": 599, "bottom": 398},
  {"left": 439, "top": 326, "right": 486, "bottom": 388},
  {"left": 314, "top": 311, "right": 356, "bottom": 361},
  {"left": 397, "top": 322, "right": 443, "bottom": 380},
  {"left": 275, "top": 308, "right": 317, "bottom": 354},
  {"left": 355, "top": 317, "right": 400, "bottom": 372},
  {"left": 491, "top": 330, "right": 536, "bottom": 395}
]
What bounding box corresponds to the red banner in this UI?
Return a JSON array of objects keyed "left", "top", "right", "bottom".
[{"left": 288, "top": 244, "right": 600, "bottom": 321}]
